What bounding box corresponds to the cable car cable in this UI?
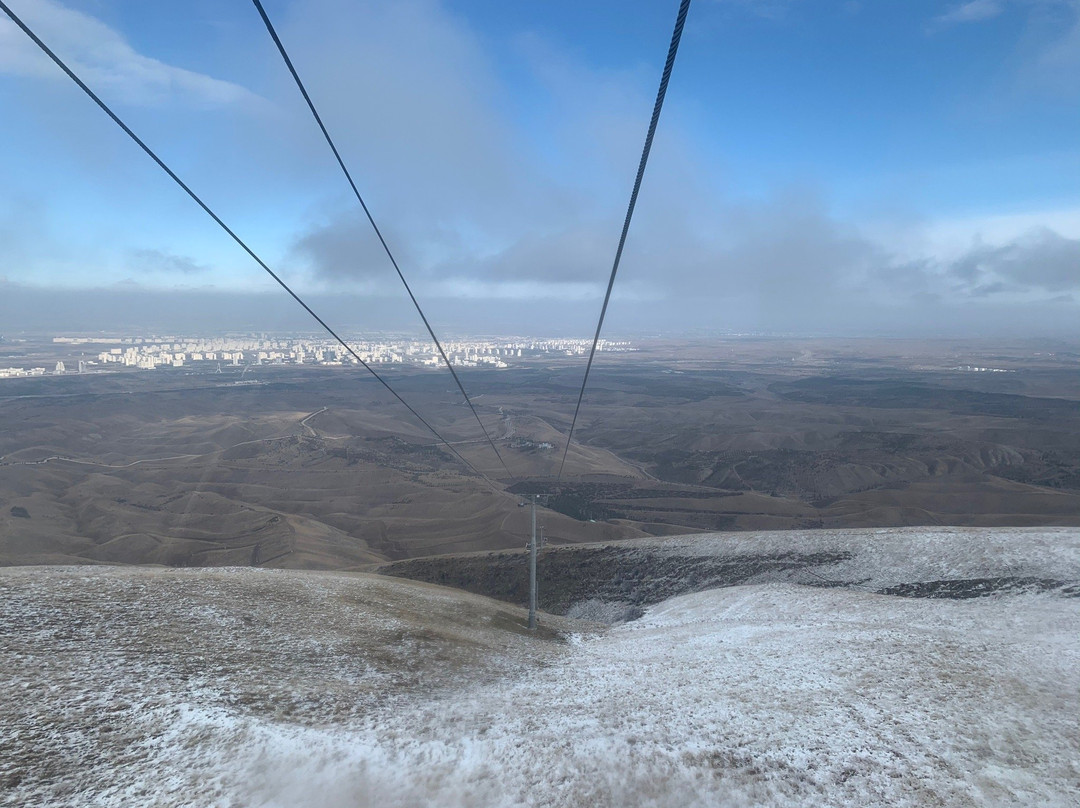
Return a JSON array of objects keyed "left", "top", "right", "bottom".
[
  {"left": 0, "top": 0, "right": 493, "bottom": 484},
  {"left": 250, "top": 0, "right": 516, "bottom": 481},
  {"left": 557, "top": 0, "right": 692, "bottom": 481}
]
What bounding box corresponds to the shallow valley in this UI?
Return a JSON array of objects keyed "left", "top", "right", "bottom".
[{"left": 2, "top": 337, "right": 1078, "bottom": 568}]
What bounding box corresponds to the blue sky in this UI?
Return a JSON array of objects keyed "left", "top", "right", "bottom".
[{"left": 1, "top": 0, "right": 1078, "bottom": 335}]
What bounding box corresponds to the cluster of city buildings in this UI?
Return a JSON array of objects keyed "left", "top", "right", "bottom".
[
  {"left": 0, "top": 359, "right": 86, "bottom": 378},
  {"left": 0, "top": 366, "right": 49, "bottom": 379},
  {"left": 0, "top": 334, "right": 632, "bottom": 378}
]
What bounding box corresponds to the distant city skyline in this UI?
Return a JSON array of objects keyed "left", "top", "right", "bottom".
[
  {"left": 0, "top": 332, "right": 631, "bottom": 378},
  {"left": 2, "top": 0, "right": 1078, "bottom": 337}
]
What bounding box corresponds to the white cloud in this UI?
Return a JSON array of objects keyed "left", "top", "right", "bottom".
[
  {"left": 0, "top": 0, "right": 259, "bottom": 108},
  {"left": 279, "top": 0, "right": 1080, "bottom": 327},
  {"left": 1026, "top": 0, "right": 1080, "bottom": 95},
  {"left": 914, "top": 205, "right": 1080, "bottom": 262},
  {"left": 277, "top": 0, "right": 670, "bottom": 291},
  {"left": 934, "top": 0, "right": 1006, "bottom": 26},
  {"left": 2, "top": 0, "right": 1076, "bottom": 336},
  {"left": 128, "top": 248, "right": 208, "bottom": 275},
  {"left": 267, "top": 0, "right": 547, "bottom": 230},
  {"left": 927, "top": 1, "right": 1080, "bottom": 97},
  {"left": 946, "top": 227, "right": 1080, "bottom": 293}
]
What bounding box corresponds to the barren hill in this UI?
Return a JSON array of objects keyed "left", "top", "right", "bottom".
[
  {"left": 3, "top": 340, "right": 1079, "bottom": 569},
  {"left": 3, "top": 525, "right": 1078, "bottom": 807}
]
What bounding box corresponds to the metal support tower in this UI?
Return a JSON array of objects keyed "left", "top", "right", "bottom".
[{"left": 528, "top": 494, "right": 538, "bottom": 630}]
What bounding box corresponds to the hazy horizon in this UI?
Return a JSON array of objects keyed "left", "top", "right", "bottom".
[{"left": 4, "top": 280, "right": 1080, "bottom": 339}]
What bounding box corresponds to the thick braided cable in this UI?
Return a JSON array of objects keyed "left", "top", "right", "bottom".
[
  {"left": 0, "top": 0, "right": 490, "bottom": 483},
  {"left": 558, "top": 0, "right": 692, "bottom": 480}
]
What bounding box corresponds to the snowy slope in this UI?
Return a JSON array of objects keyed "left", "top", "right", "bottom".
[
  {"left": 652, "top": 526, "right": 1080, "bottom": 590},
  {"left": 2, "top": 528, "right": 1078, "bottom": 807}
]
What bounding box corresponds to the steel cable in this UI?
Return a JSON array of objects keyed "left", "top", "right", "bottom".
[
  {"left": 251, "top": 0, "right": 515, "bottom": 480},
  {"left": 0, "top": 0, "right": 492, "bottom": 484},
  {"left": 557, "top": 0, "right": 692, "bottom": 480}
]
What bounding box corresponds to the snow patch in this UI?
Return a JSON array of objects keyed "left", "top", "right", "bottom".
[{"left": 3, "top": 529, "right": 1079, "bottom": 807}]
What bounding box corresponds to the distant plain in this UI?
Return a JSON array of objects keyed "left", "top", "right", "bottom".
[{"left": 2, "top": 336, "right": 1078, "bottom": 568}]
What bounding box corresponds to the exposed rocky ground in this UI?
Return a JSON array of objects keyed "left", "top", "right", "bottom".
[{"left": 379, "top": 526, "right": 1080, "bottom": 618}]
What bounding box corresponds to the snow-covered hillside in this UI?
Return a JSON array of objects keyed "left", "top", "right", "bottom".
[
  {"left": 653, "top": 525, "right": 1080, "bottom": 591},
  {"left": 2, "top": 528, "right": 1078, "bottom": 807}
]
